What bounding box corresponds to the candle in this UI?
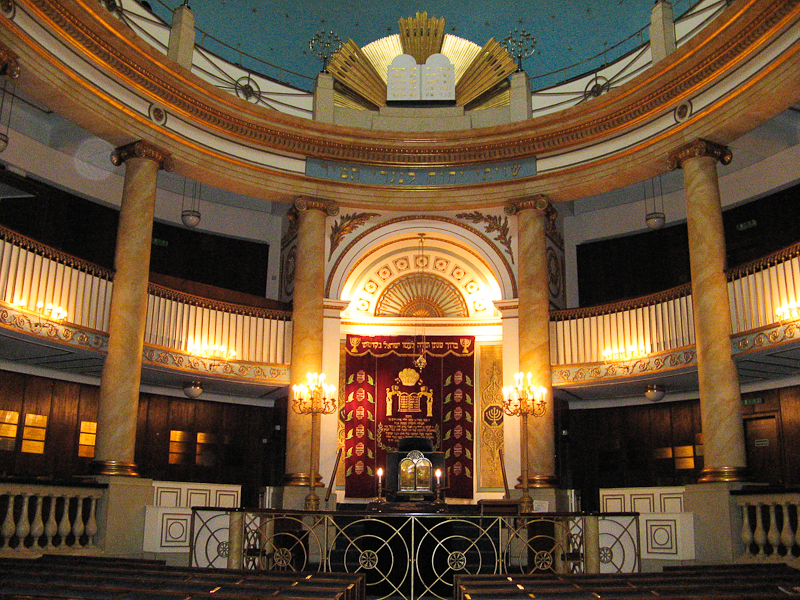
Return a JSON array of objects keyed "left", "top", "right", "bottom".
[
  {"left": 377, "top": 467, "right": 383, "bottom": 488},
  {"left": 435, "top": 468, "right": 442, "bottom": 487}
]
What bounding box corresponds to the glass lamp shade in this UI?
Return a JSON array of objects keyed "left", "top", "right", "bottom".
[
  {"left": 183, "top": 381, "right": 203, "bottom": 398},
  {"left": 181, "top": 209, "right": 201, "bottom": 229},
  {"left": 646, "top": 211, "right": 665, "bottom": 230}
]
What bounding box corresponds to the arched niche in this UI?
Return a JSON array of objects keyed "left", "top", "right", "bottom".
[{"left": 328, "top": 218, "right": 512, "bottom": 320}]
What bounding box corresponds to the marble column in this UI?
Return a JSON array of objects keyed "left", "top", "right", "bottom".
[
  {"left": 92, "top": 141, "right": 173, "bottom": 476},
  {"left": 668, "top": 138, "right": 747, "bottom": 482},
  {"left": 507, "top": 196, "right": 557, "bottom": 488},
  {"left": 284, "top": 197, "right": 338, "bottom": 498}
]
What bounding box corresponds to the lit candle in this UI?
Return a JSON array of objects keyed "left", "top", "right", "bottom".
[
  {"left": 435, "top": 468, "right": 442, "bottom": 487},
  {"left": 377, "top": 467, "right": 383, "bottom": 488}
]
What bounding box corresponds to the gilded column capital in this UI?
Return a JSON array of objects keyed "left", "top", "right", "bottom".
[
  {"left": 504, "top": 195, "right": 548, "bottom": 215},
  {"left": 110, "top": 141, "right": 174, "bottom": 171},
  {"left": 294, "top": 196, "right": 339, "bottom": 216},
  {"left": 0, "top": 42, "right": 20, "bottom": 79},
  {"left": 667, "top": 138, "right": 732, "bottom": 171}
]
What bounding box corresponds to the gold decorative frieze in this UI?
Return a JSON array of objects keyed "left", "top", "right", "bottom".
[
  {"left": 329, "top": 212, "right": 380, "bottom": 258},
  {"left": 0, "top": 305, "right": 107, "bottom": 351},
  {"left": 142, "top": 347, "right": 289, "bottom": 383},
  {"left": 294, "top": 196, "right": 339, "bottom": 216},
  {"left": 110, "top": 140, "right": 174, "bottom": 171},
  {"left": 553, "top": 349, "right": 697, "bottom": 384},
  {"left": 667, "top": 138, "right": 732, "bottom": 170}
]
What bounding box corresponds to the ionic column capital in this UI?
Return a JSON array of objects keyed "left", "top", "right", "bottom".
[
  {"left": 667, "top": 138, "right": 732, "bottom": 170},
  {"left": 0, "top": 42, "right": 20, "bottom": 79},
  {"left": 294, "top": 196, "right": 339, "bottom": 216},
  {"left": 504, "top": 195, "right": 549, "bottom": 215},
  {"left": 110, "top": 141, "right": 174, "bottom": 171}
]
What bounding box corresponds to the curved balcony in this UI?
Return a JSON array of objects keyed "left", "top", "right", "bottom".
[
  {"left": 0, "top": 226, "right": 291, "bottom": 398},
  {"left": 552, "top": 242, "right": 800, "bottom": 401},
  {"left": 2, "top": 224, "right": 799, "bottom": 402}
]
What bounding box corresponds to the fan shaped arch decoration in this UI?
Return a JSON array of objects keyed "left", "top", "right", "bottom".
[
  {"left": 375, "top": 272, "right": 469, "bottom": 318},
  {"left": 327, "top": 12, "right": 516, "bottom": 109}
]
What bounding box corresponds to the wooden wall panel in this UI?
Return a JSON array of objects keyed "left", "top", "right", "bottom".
[
  {"left": 780, "top": 386, "right": 800, "bottom": 486},
  {"left": 0, "top": 370, "right": 26, "bottom": 476}
]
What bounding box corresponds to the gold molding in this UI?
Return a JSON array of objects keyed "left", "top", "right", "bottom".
[
  {"left": 667, "top": 138, "right": 733, "bottom": 170},
  {"left": 698, "top": 466, "right": 748, "bottom": 483},
  {"left": 90, "top": 460, "right": 139, "bottom": 477},
  {"left": 110, "top": 140, "right": 174, "bottom": 171},
  {"left": 283, "top": 472, "right": 323, "bottom": 487}
]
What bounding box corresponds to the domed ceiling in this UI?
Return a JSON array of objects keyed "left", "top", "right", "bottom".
[{"left": 149, "top": 0, "right": 662, "bottom": 89}]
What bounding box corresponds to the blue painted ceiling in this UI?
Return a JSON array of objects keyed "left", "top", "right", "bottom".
[{"left": 149, "top": 0, "right": 697, "bottom": 90}]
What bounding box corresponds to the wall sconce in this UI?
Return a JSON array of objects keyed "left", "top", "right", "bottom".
[
  {"left": 645, "top": 384, "right": 666, "bottom": 402},
  {"left": 13, "top": 299, "right": 68, "bottom": 323},
  {"left": 182, "top": 381, "right": 203, "bottom": 399},
  {"left": 601, "top": 344, "right": 649, "bottom": 364},
  {"left": 776, "top": 301, "right": 800, "bottom": 323}
]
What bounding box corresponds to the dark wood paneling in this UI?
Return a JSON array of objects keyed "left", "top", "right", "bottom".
[{"left": 780, "top": 386, "right": 800, "bottom": 486}]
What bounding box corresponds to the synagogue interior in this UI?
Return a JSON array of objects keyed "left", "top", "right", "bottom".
[{"left": 0, "top": 0, "right": 800, "bottom": 592}]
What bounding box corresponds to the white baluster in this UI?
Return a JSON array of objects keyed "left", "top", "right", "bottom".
[
  {"left": 753, "top": 503, "right": 767, "bottom": 556},
  {"left": 84, "top": 496, "right": 98, "bottom": 547},
  {"left": 1, "top": 493, "right": 16, "bottom": 546},
  {"left": 795, "top": 502, "right": 800, "bottom": 550},
  {"left": 71, "top": 495, "right": 86, "bottom": 547},
  {"left": 30, "top": 494, "right": 44, "bottom": 548},
  {"left": 741, "top": 502, "right": 754, "bottom": 553},
  {"left": 15, "top": 493, "right": 31, "bottom": 545},
  {"left": 44, "top": 495, "right": 58, "bottom": 548},
  {"left": 780, "top": 502, "right": 795, "bottom": 551},
  {"left": 57, "top": 495, "right": 71, "bottom": 546},
  {"left": 767, "top": 502, "right": 781, "bottom": 553}
]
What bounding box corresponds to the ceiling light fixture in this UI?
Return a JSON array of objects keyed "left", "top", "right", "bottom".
[
  {"left": 182, "top": 381, "right": 203, "bottom": 398},
  {"left": 645, "top": 384, "right": 666, "bottom": 402},
  {"left": 644, "top": 175, "right": 666, "bottom": 230}
]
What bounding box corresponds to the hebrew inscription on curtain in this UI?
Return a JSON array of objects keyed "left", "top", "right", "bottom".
[{"left": 344, "top": 335, "right": 475, "bottom": 498}]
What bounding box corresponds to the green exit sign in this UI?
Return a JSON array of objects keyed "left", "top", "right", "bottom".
[
  {"left": 736, "top": 219, "right": 757, "bottom": 231},
  {"left": 742, "top": 397, "right": 763, "bottom": 406}
]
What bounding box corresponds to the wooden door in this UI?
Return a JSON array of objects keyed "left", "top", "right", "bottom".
[{"left": 744, "top": 416, "right": 782, "bottom": 485}]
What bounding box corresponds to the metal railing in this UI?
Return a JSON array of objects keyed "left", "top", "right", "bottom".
[{"left": 191, "top": 508, "right": 640, "bottom": 600}]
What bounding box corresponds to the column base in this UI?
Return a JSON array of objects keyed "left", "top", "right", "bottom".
[
  {"left": 698, "top": 466, "right": 748, "bottom": 483},
  {"left": 90, "top": 460, "right": 139, "bottom": 477},
  {"left": 516, "top": 475, "right": 559, "bottom": 489},
  {"left": 283, "top": 472, "right": 322, "bottom": 487}
]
